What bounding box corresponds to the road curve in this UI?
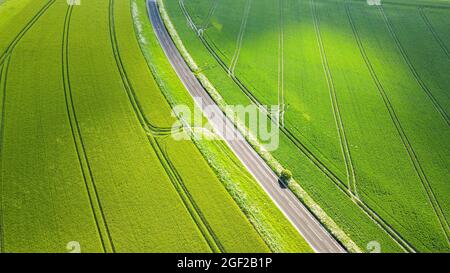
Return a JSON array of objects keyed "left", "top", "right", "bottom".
[{"left": 146, "top": 0, "right": 346, "bottom": 253}]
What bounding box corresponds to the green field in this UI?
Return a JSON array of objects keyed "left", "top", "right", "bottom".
[
  {"left": 163, "top": 0, "right": 450, "bottom": 252},
  {"left": 0, "top": 0, "right": 312, "bottom": 253}
]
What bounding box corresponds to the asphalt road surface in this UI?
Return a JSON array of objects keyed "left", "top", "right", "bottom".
[{"left": 147, "top": 0, "right": 346, "bottom": 253}]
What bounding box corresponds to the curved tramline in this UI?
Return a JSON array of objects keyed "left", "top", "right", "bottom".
[
  {"left": 201, "top": 0, "right": 219, "bottom": 31},
  {"left": 419, "top": 7, "right": 450, "bottom": 59},
  {"left": 1, "top": 2, "right": 112, "bottom": 252},
  {"left": 0, "top": 56, "right": 10, "bottom": 253},
  {"left": 62, "top": 5, "right": 115, "bottom": 253},
  {"left": 311, "top": 0, "right": 357, "bottom": 196},
  {"left": 155, "top": 138, "right": 225, "bottom": 252},
  {"left": 278, "top": 0, "right": 285, "bottom": 126},
  {"left": 108, "top": 1, "right": 173, "bottom": 136},
  {"left": 346, "top": 2, "right": 449, "bottom": 245},
  {"left": 346, "top": 3, "right": 448, "bottom": 246},
  {"left": 379, "top": 6, "right": 449, "bottom": 126},
  {"left": 312, "top": 0, "right": 449, "bottom": 252},
  {"left": 228, "top": 0, "right": 251, "bottom": 76},
  {"left": 0, "top": 0, "right": 55, "bottom": 66},
  {"left": 151, "top": 136, "right": 223, "bottom": 252}
]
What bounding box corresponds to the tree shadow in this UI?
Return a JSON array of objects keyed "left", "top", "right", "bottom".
[{"left": 277, "top": 178, "right": 288, "bottom": 189}]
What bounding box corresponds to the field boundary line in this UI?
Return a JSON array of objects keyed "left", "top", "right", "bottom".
[
  {"left": 176, "top": 0, "right": 419, "bottom": 252},
  {"left": 228, "top": 0, "right": 251, "bottom": 76},
  {"left": 310, "top": 0, "right": 358, "bottom": 196},
  {"left": 418, "top": 7, "right": 449, "bottom": 59},
  {"left": 0, "top": 0, "right": 56, "bottom": 67},
  {"left": 110, "top": 0, "right": 222, "bottom": 252},
  {"left": 62, "top": 6, "right": 115, "bottom": 253},
  {"left": 346, "top": 3, "right": 449, "bottom": 246},
  {"left": 379, "top": 6, "right": 449, "bottom": 126},
  {"left": 0, "top": 56, "right": 11, "bottom": 253}
]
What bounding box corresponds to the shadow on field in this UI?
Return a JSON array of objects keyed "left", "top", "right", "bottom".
[{"left": 277, "top": 178, "right": 288, "bottom": 189}]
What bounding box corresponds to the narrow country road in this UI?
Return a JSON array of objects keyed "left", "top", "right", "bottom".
[{"left": 146, "top": 0, "right": 346, "bottom": 253}]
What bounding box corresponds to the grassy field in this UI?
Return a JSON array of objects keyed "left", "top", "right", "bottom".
[
  {"left": 0, "top": 0, "right": 311, "bottom": 252},
  {"left": 163, "top": 0, "right": 450, "bottom": 252}
]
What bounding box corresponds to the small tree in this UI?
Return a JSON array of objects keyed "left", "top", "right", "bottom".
[{"left": 280, "top": 169, "right": 292, "bottom": 183}]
